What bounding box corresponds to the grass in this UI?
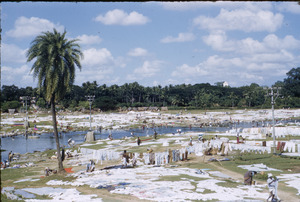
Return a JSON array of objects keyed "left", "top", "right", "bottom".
[
  {"left": 1, "top": 193, "right": 24, "bottom": 202},
  {"left": 277, "top": 181, "right": 299, "bottom": 197},
  {"left": 216, "top": 179, "right": 239, "bottom": 188},
  {"left": 232, "top": 152, "right": 300, "bottom": 172},
  {"left": 34, "top": 121, "right": 52, "bottom": 126},
  {"left": 79, "top": 141, "right": 108, "bottom": 150},
  {"left": 39, "top": 149, "right": 57, "bottom": 158},
  {"left": 201, "top": 188, "right": 216, "bottom": 194},
  {"left": 1, "top": 165, "right": 77, "bottom": 188},
  {"left": 1, "top": 167, "right": 38, "bottom": 182},
  {"left": 1, "top": 172, "right": 74, "bottom": 201}
]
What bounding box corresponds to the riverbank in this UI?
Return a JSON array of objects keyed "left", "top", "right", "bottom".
[
  {"left": 2, "top": 131, "right": 300, "bottom": 201},
  {"left": 2, "top": 108, "right": 300, "bottom": 137},
  {"left": 1, "top": 109, "right": 300, "bottom": 201}
]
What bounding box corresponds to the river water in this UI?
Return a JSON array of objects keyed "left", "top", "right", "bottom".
[{"left": 0, "top": 120, "right": 295, "bottom": 162}]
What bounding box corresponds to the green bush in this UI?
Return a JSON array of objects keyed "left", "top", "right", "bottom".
[
  {"left": 1, "top": 101, "right": 20, "bottom": 112},
  {"left": 255, "top": 172, "right": 268, "bottom": 180}
]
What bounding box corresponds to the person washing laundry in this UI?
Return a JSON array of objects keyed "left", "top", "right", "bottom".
[
  {"left": 198, "top": 133, "right": 203, "bottom": 142},
  {"left": 189, "top": 136, "right": 193, "bottom": 146},
  {"left": 108, "top": 133, "right": 113, "bottom": 140},
  {"left": 68, "top": 138, "right": 75, "bottom": 147},
  {"left": 137, "top": 137, "right": 141, "bottom": 146},
  {"left": 131, "top": 153, "right": 137, "bottom": 167},
  {"left": 267, "top": 173, "right": 280, "bottom": 202},
  {"left": 122, "top": 150, "right": 129, "bottom": 168},
  {"left": 236, "top": 132, "right": 240, "bottom": 144},
  {"left": 86, "top": 160, "right": 95, "bottom": 172},
  {"left": 45, "top": 167, "right": 57, "bottom": 176},
  {"left": 244, "top": 171, "right": 257, "bottom": 185},
  {"left": 154, "top": 130, "right": 158, "bottom": 139}
]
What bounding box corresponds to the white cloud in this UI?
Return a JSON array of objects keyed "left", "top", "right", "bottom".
[
  {"left": 75, "top": 48, "right": 119, "bottom": 86},
  {"left": 152, "top": 80, "right": 160, "bottom": 86},
  {"left": 203, "top": 30, "right": 235, "bottom": 52},
  {"left": 133, "top": 60, "right": 164, "bottom": 77},
  {"left": 2, "top": 43, "right": 27, "bottom": 63},
  {"left": 249, "top": 50, "right": 294, "bottom": 64},
  {"left": 75, "top": 67, "right": 114, "bottom": 87},
  {"left": 277, "top": 2, "right": 300, "bottom": 14},
  {"left": 1, "top": 65, "right": 33, "bottom": 86},
  {"left": 76, "top": 34, "right": 102, "bottom": 45},
  {"left": 239, "top": 72, "right": 264, "bottom": 81},
  {"left": 6, "top": 16, "right": 64, "bottom": 38},
  {"left": 203, "top": 32, "right": 300, "bottom": 54},
  {"left": 128, "top": 48, "right": 148, "bottom": 57},
  {"left": 159, "top": 2, "right": 272, "bottom": 11},
  {"left": 161, "top": 33, "right": 195, "bottom": 43},
  {"left": 114, "top": 57, "right": 127, "bottom": 68},
  {"left": 263, "top": 34, "right": 300, "bottom": 50},
  {"left": 158, "top": 2, "right": 211, "bottom": 11},
  {"left": 171, "top": 64, "right": 209, "bottom": 77},
  {"left": 171, "top": 52, "right": 299, "bottom": 86},
  {"left": 126, "top": 74, "right": 137, "bottom": 81},
  {"left": 94, "top": 9, "right": 149, "bottom": 25},
  {"left": 81, "top": 48, "right": 114, "bottom": 67},
  {"left": 194, "top": 8, "right": 283, "bottom": 32},
  {"left": 110, "top": 77, "right": 120, "bottom": 84},
  {"left": 203, "top": 31, "right": 266, "bottom": 54}
]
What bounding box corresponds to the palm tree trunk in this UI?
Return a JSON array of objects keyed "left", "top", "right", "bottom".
[{"left": 51, "top": 97, "right": 64, "bottom": 172}]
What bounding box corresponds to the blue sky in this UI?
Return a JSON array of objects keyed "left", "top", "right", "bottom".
[{"left": 2, "top": 1, "right": 300, "bottom": 88}]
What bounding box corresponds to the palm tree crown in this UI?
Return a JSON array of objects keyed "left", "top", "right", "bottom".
[{"left": 27, "top": 28, "right": 83, "bottom": 102}]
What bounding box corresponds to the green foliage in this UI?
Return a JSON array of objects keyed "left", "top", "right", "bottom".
[
  {"left": 94, "top": 96, "right": 118, "bottom": 111},
  {"left": 283, "top": 67, "right": 300, "bottom": 97},
  {"left": 233, "top": 152, "right": 300, "bottom": 171},
  {"left": 36, "top": 97, "right": 46, "bottom": 108},
  {"left": 255, "top": 172, "right": 268, "bottom": 180},
  {"left": 1, "top": 85, "right": 20, "bottom": 101},
  {"left": 26, "top": 29, "right": 83, "bottom": 172},
  {"left": 216, "top": 180, "right": 239, "bottom": 188},
  {"left": 1, "top": 67, "right": 300, "bottom": 111},
  {"left": 1, "top": 167, "right": 37, "bottom": 181},
  {"left": 78, "top": 101, "right": 89, "bottom": 109},
  {"left": 27, "top": 28, "right": 83, "bottom": 102},
  {"left": 1, "top": 193, "right": 22, "bottom": 202},
  {"left": 1, "top": 101, "right": 21, "bottom": 112}
]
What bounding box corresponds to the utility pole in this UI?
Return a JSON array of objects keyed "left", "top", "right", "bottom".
[
  {"left": 85, "top": 95, "right": 95, "bottom": 131},
  {"left": 265, "top": 87, "right": 281, "bottom": 153},
  {"left": 20, "top": 96, "right": 31, "bottom": 135}
]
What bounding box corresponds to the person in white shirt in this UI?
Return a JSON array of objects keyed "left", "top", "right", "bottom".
[{"left": 267, "top": 173, "right": 280, "bottom": 201}]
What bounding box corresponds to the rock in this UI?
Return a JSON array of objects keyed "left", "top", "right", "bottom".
[{"left": 85, "top": 131, "right": 95, "bottom": 142}]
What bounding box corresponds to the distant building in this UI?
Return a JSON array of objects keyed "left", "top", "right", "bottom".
[{"left": 223, "top": 81, "right": 229, "bottom": 87}]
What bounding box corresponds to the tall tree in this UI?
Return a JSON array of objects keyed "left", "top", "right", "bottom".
[
  {"left": 284, "top": 67, "right": 300, "bottom": 97},
  {"left": 27, "top": 29, "right": 83, "bottom": 172}
]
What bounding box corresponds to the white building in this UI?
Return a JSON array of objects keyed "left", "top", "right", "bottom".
[{"left": 223, "top": 81, "right": 229, "bottom": 87}]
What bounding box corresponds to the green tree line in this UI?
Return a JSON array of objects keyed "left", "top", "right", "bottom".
[{"left": 1, "top": 67, "right": 300, "bottom": 112}]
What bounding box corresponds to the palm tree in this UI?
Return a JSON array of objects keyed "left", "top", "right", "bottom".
[{"left": 27, "top": 29, "right": 83, "bottom": 172}]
